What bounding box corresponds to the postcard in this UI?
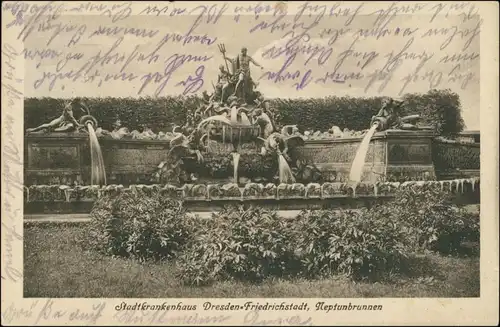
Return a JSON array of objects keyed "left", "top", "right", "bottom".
[{"left": 2, "top": 1, "right": 499, "bottom": 325}]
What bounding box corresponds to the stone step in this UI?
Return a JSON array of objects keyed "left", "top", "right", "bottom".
[{"left": 24, "top": 210, "right": 304, "bottom": 224}]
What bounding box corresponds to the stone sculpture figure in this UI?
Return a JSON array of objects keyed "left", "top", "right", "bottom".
[
  {"left": 253, "top": 109, "right": 275, "bottom": 139},
  {"left": 251, "top": 98, "right": 278, "bottom": 139},
  {"left": 258, "top": 126, "right": 304, "bottom": 162},
  {"left": 26, "top": 99, "right": 88, "bottom": 133},
  {"left": 371, "top": 98, "right": 401, "bottom": 129},
  {"left": 221, "top": 46, "right": 264, "bottom": 103},
  {"left": 371, "top": 98, "right": 421, "bottom": 131},
  {"left": 211, "top": 64, "right": 234, "bottom": 104}
]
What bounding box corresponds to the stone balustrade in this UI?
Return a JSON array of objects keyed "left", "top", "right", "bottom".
[{"left": 24, "top": 178, "right": 480, "bottom": 203}]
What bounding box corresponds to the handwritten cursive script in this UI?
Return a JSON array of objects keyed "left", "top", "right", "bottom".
[
  {"left": 113, "top": 309, "right": 232, "bottom": 325},
  {"left": 2, "top": 42, "right": 24, "bottom": 283},
  {"left": 242, "top": 310, "right": 313, "bottom": 326},
  {"left": 0, "top": 299, "right": 107, "bottom": 325},
  {"left": 9, "top": 1, "right": 480, "bottom": 129},
  {"left": 249, "top": 1, "right": 480, "bottom": 101},
  {"left": 140, "top": 54, "right": 211, "bottom": 96},
  {"left": 1, "top": 301, "right": 38, "bottom": 324},
  {"left": 33, "top": 299, "right": 106, "bottom": 325}
]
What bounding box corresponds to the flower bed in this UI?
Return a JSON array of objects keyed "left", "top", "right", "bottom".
[{"left": 80, "top": 188, "right": 478, "bottom": 286}]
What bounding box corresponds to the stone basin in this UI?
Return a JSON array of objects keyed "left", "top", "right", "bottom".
[
  {"left": 24, "top": 129, "right": 481, "bottom": 186},
  {"left": 210, "top": 124, "right": 261, "bottom": 144}
]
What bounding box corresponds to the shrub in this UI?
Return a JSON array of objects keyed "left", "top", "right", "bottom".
[
  {"left": 274, "top": 96, "right": 384, "bottom": 133},
  {"left": 84, "top": 192, "right": 195, "bottom": 261},
  {"left": 176, "top": 205, "right": 299, "bottom": 286},
  {"left": 24, "top": 89, "right": 465, "bottom": 136},
  {"left": 402, "top": 89, "right": 465, "bottom": 136},
  {"left": 81, "top": 184, "right": 478, "bottom": 285},
  {"left": 390, "top": 184, "right": 480, "bottom": 254},
  {"left": 432, "top": 140, "right": 480, "bottom": 171},
  {"left": 289, "top": 208, "right": 412, "bottom": 281}
]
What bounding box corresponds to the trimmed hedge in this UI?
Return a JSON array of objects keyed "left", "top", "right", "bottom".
[
  {"left": 24, "top": 89, "right": 465, "bottom": 136},
  {"left": 402, "top": 90, "right": 465, "bottom": 136},
  {"left": 432, "top": 141, "right": 480, "bottom": 171},
  {"left": 24, "top": 96, "right": 204, "bottom": 133}
]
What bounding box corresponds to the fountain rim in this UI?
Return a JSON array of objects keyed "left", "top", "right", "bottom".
[
  {"left": 304, "top": 130, "right": 437, "bottom": 144},
  {"left": 213, "top": 123, "right": 260, "bottom": 129}
]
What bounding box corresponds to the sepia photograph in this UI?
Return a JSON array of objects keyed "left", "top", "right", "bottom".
[{"left": 2, "top": 0, "right": 498, "bottom": 325}]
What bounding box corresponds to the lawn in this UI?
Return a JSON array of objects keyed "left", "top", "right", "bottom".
[{"left": 24, "top": 223, "right": 480, "bottom": 298}]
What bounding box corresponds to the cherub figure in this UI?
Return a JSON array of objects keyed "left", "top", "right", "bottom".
[{"left": 26, "top": 99, "right": 87, "bottom": 133}]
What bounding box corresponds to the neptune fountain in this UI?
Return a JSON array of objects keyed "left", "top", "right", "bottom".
[
  {"left": 24, "top": 45, "right": 480, "bottom": 213},
  {"left": 156, "top": 44, "right": 307, "bottom": 186}
]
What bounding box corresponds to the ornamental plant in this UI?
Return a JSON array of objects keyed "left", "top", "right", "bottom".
[
  {"left": 176, "top": 205, "right": 299, "bottom": 286},
  {"left": 84, "top": 192, "right": 196, "bottom": 261},
  {"left": 390, "top": 184, "right": 480, "bottom": 254},
  {"left": 288, "top": 208, "right": 412, "bottom": 281}
]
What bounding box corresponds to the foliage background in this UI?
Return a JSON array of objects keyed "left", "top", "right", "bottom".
[
  {"left": 432, "top": 141, "right": 480, "bottom": 172},
  {"left": 24, "top": 89, "right": 465, "bottom": 136}
]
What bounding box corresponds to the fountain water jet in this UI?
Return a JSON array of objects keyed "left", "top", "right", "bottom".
[
  {"left": 258, "top": 130, "right": 302, "bottom": 184},
  {"left": 195, "top": 106, "right": 261, "bottom": 185},
  {"left": 87, "top": 123, "right": 107, "bottom": 186},
  {"left": 278, "top": 153, "right": 295, "bottom": 184},
  {"left": 78, "top": 115, "right": 107, "bottom": 186},
  {"left": 349, "top": 123, "right": 379, "bottom": 183},
  {"left": 232, "top": 152, "right": 241, "bottom": 183},
  {"left": 183, "top": 47, "right": 307, "bottom": 186}
]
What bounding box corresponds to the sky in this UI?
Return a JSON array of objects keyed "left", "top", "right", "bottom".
[{"left": 17, "top": 1, "right": 480, "bottom": 129}]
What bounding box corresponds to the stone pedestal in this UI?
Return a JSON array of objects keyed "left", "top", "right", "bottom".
[
  {"left": 384, "top": 130, "right": 436, "bottom": 182},
  {"left": 100, "top": 139, "right": 171, "bottom": 184},
  {"left": 295, "top": 130, "right": 436, "bottom": 183},
  {"left": 24, "top": 134, "right": 172, "bottom": 185},
  {"left": 25, "top": 133, "right": 89, "bottom": 185}
]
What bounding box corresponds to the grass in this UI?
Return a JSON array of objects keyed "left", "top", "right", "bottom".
[{"left": 24, "top": 224, "right": 480, "bottom": 298}]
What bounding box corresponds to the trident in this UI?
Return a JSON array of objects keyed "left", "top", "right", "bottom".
[{"left": 218, "top": 43, "right": 231, "bottom": 74}]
